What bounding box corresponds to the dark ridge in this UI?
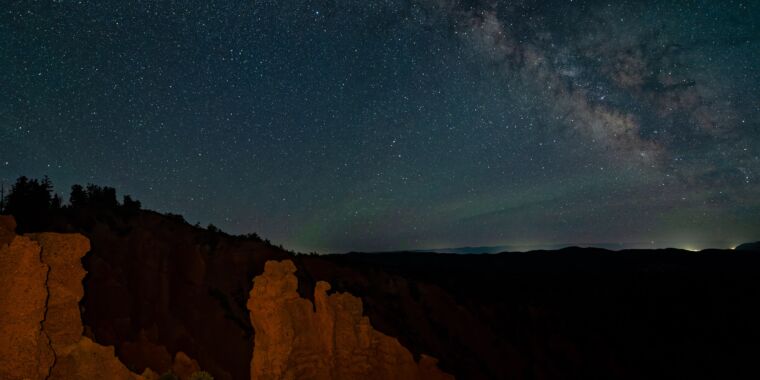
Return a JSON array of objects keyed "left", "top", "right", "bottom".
[
  {"left": 3, "top": 177, "right": 760, "bottom": 379},
  {"left": 297, "top": 249, "right": 760, "bottom": 379},
  {"left": 736, "top": 241, "right": 760, "bottom": 251}
]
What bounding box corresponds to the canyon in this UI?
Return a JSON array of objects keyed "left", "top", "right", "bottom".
[
  {"left": 3, "top": 199, "right": 760, "bottom": 379},
  {"left": 0, "top": 215, "right": 450, "bottom": 379}
]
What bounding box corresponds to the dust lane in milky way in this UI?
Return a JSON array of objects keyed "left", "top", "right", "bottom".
[{"left": 1, "top": 0, "right": 759, "bottom": 252}]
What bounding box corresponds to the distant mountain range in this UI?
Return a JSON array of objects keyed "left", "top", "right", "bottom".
[
  {"left": 412, "top": 244, "right": 639, "bottom": 255},
  {"left": 414, "top": 241, "right": 756, "bottom": 254}
]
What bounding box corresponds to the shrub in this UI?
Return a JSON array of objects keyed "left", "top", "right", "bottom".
[
  {"left": 189, "top": 371, "right": 214, "bottom": 380},
  {"left": 158, "top": 371, "right": 179, "bottom": 380}
]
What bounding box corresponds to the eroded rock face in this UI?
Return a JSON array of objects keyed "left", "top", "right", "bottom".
[
  {"left": 50, "top": 336, "right": 142, "bottom": 380},
  {"left": 74, "top": 210, "right": 290, "bottom": 380},
  {"left": 172, "top": 351, "right": 202, "bottom": 380},
  {"left": 31, "top": 233, "right": 90, "bottom": 353},
  {"left": 0, "top": 218, "right": 143, "bottom": 380},
  {"left": 0, "top": 215, "right": 15, "bottom": 245},
  {"left": 0, "top": 226, "right": 54, "bottom": 380},
  {"left": 248, "top": 260, "right": 454, "bottom": 380}
]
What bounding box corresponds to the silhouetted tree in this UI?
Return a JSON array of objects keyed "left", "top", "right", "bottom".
[
  {"left": 122, "top": 195, "right": 141, "bottom": 211},
  {"left": 69, "top": 183, "right": 120, "bottom": 209},
  {"left": 51, "top": 193, "right": 62, "bottom": 209},
  {"left": 70, "top": 184, "right": 87, "bottom": 208},
  {"left": 165, "top": 213, "right": 186, "bottom": 224},
  {"left": 85, "top": 184, "right": 118, "bottom": 208},
  {"left": 5, "top": 176, "right": 53, "bottom": 215},
  {"left": 4, "top": 176, "right": 55, "bottom": 230},
  {"left": 0, "top": 182, "right": 6, "bottom": 214}
]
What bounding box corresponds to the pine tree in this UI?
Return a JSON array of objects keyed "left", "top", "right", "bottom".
[
  {"left": 70, "top": 184, "right": 87, "bottom": 208},
  {"left": 51, "top": 193, "right": 62, "bottom": 209},
  {"left": 0, "top": 182, "right": 6, "bottom": 214}
]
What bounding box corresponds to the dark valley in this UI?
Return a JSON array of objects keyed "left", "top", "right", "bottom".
[{"left": 1, "top": 178, "right": 759, "bottom": 379}]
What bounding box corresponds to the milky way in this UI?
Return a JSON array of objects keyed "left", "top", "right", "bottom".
[{"left": 1, "top": 0, "right": 758, "bottom": 252}]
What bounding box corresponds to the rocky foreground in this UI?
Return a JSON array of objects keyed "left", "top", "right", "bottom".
[
  {"left": 0, "top": 215, "right": 147, "bottom": 379},
  {"left": 6, "top": 201, "right": 760, "bottom": 379},
  {"left": 0, "top": 216, "right": 450, "bottom": 380},
  {"left": 249, "top": 259, "right": 451, "bottom": 380}
]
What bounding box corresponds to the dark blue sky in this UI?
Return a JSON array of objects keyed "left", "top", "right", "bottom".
[{"left": 2, "top": 0, "right": 759, "bottom": 252}]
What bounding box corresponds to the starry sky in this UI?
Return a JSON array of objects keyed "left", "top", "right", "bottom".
[{"left": 2, "top": 0, "right": 759, "bottom": 253}]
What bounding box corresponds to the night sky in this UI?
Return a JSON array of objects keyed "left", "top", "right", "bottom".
[{"left": 2, "top": 0, "right": 759, "bottom": 252}]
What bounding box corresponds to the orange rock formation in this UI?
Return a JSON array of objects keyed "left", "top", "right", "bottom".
[
  {"left": 248, "top": 259, "right": 454, "bottom": 380},
  {"left": 0, "top": 216, "right": 143, "bottom": 380}
]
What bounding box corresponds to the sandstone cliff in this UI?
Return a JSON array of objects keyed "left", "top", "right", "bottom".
[
  {"left": 248, "top": 259, "right": 454, "bottom": 380},
  {"left": 0, "top": 216, "right": 142, "bottom": 380}
]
